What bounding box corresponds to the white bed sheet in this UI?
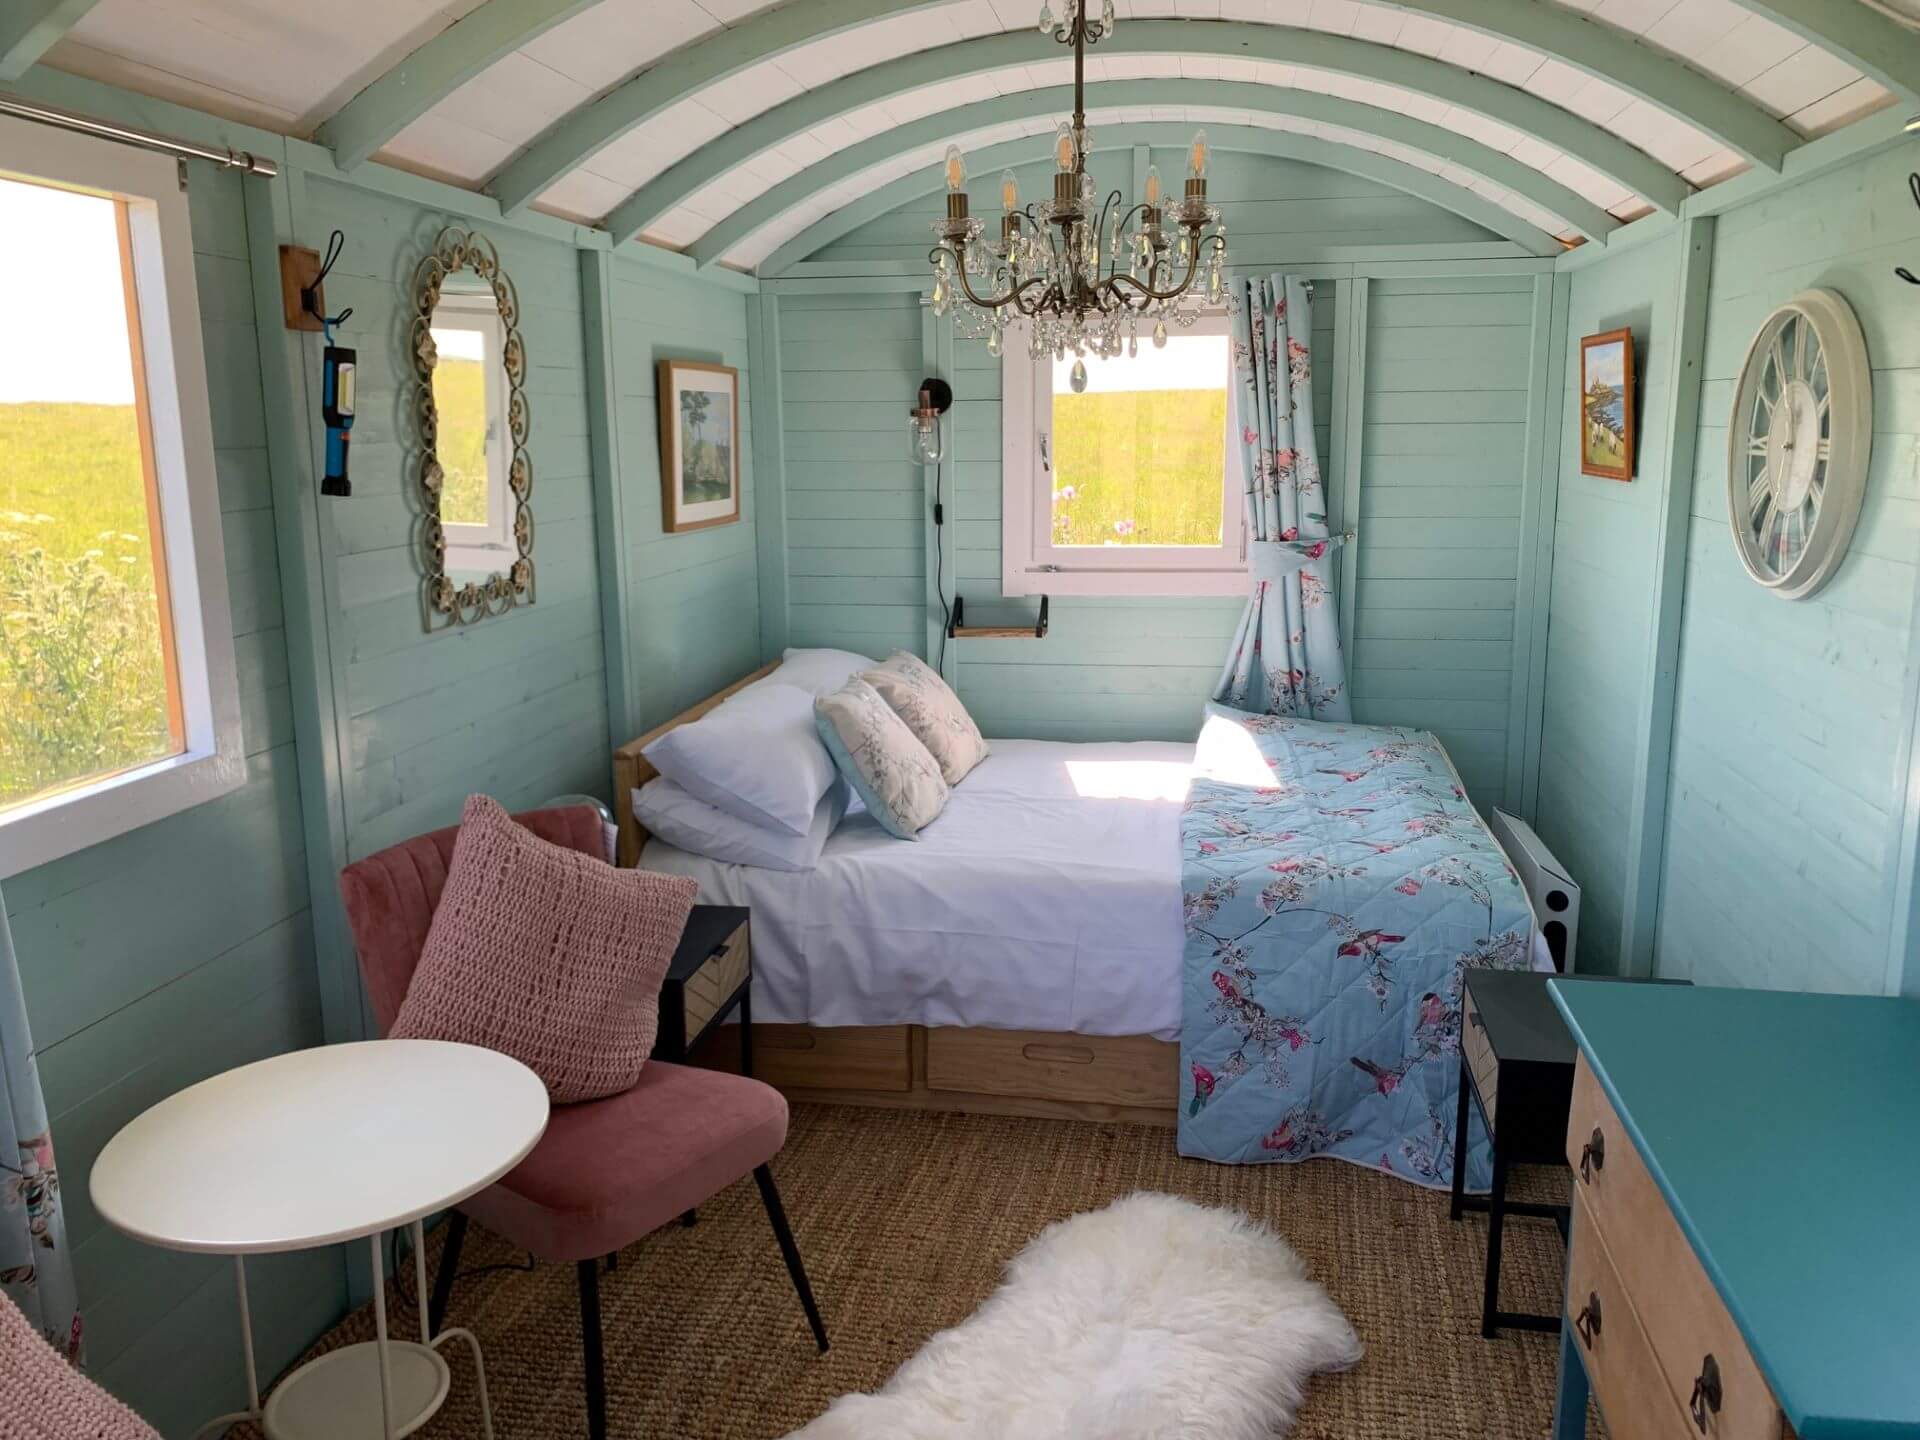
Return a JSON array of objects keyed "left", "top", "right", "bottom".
[
  {"left": 642, "top": 739, "right": 1195, "bottom": 1039},
  {"left": 641, "top": 738, "right": 1555, "bottom": 1042}
]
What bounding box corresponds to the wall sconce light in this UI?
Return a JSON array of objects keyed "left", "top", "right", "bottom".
[{"left": 909, "top": 377, "right": 954, "bottom": 465}]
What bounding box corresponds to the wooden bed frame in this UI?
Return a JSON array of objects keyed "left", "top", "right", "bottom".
[{"left": 612, "top": 664, "right": 1180, "bottom": 1125}]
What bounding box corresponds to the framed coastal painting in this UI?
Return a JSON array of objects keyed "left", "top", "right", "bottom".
[
  {"left": 1579, "top": 329, "right": 1635, "bottom": 481},
  {"left": 658, "top": 359, "right": 740, "bottom": 532}
]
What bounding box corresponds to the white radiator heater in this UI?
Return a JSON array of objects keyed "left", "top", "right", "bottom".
[{"left": 1490, "top": 809, "right": 1580, "bottom": 973}]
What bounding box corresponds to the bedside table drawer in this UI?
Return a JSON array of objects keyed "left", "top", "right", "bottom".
[
  {"left": 681, "top": 928, "right": 749, "bottom": 1040},
  {"left": 1568, "top": 1056, "right": 1785, "bottom": 1440}
]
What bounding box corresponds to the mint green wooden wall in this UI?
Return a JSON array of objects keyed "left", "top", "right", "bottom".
[
  {"left": 0, "top": 66, "right": 766, "bottom": 1431},
  {"left": 310, "top": 174, "right": 612, "bottom": 864},
  {"left": 607, "top": 255, "right": 762, "bottom": 732},
  {"left": 1351, "top": 277, "right": 1537, "bottom": 809},
  {"left": 1656, "top": 145, "right": 1920, "bottom": 996},
  {"left": 1532, "top": 138, "right": 1920, "bottom": 998},
  {"left": 772, "top": 149, "right": 1550, "bottom": 755},
  {"left": 2, "top": 157, "right": 337, "bottom": 1439},
  {"left": 1533, "top": 240, "right": 1677, "bottom": 974}
]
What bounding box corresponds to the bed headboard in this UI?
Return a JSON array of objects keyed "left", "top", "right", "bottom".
[{"left": 612, "top": 662, "right": 780, "bottom": 866}]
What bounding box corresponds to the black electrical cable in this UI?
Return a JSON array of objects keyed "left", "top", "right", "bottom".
[{"left": 936, "top": 457, "right": 950, "bottom": 674}]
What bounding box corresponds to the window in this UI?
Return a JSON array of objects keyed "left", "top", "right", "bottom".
[
  {"left": 429, "top": 290, "right": 513, "bottom": 571},
  {"left": 0, "top": 117, "right": 242, "bottom": 877},
  {"left": 1001, "top": 312, "right": 1245, "bottom": 597}
]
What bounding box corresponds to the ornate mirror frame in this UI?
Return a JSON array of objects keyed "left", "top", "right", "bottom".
[{"left": 411, "top": 225, "right": 534, "bottom": 629}]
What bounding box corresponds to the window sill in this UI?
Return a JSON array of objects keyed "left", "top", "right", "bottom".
[
  {"left": 1002, "top": 568, "right": 1250, "bottom": 599},
  {"left": 0, "top": 745, "right": 247, "bottom": 879}
]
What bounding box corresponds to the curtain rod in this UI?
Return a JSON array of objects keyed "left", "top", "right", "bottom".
[{"left": 0, "top": 94, "right": 278, "bottom": 177}]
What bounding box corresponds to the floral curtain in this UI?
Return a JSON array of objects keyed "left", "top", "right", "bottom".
[
  {"left": 1214, "top": 274, "right": 1351, "bottom": 720},
  {"left": 0, "top": 887, "right": 80, "bottom": 1360}
]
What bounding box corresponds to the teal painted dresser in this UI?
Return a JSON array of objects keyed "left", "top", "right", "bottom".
[{"left": 1546, "top": 981, "right": 1920, "bottom": 1440}]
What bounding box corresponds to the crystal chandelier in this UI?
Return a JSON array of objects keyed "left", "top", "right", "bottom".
[{"left": 928, "top": 0, "right": 1229, "bottom": 388}]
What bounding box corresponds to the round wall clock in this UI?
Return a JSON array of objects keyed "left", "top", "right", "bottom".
[{"left": 1726, "top": 287, "right": 1871, "bottom": 601}]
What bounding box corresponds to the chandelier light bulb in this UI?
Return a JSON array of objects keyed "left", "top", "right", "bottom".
[
  {"left": 1188, "top": 129, "right": 1210, "bottom": 181},
  {"left": 1053, "top": 121, "right": 1077, "bottom": 173},
  {"left": 944, "top": 145, "right": 967, "bottom": 193},
  {"left": 1000, "top": 169, "right": 1020, "bottom": 211},
  {"left": 1143, "top": 163, "right": 1162, "bottom": 207}
]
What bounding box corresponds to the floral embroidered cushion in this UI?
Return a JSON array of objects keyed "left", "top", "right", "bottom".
[
  {"left": 862, "top": 651, "right": 991, "bottom": 786},
  {"left": 390, "top": 794, "right": 697, "bottom": 1103},
  {"left": 814, "top": 677, "right": 950, "bottom": 840}
]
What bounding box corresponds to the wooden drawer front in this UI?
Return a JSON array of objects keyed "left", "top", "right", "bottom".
[
  {"left": 681, "top": 930, "right": 750, "bottom": 1040},
  {"left": 924, "top": 1028, "right": 1178, "bottom": 1108},
  {"left": 1461, "top": 995, "right": 1499, "bottom": 1128},
  {"left": 1567, "top": 1196, "right": 1700, "bottom": 1440},
  {"left": 754, "top": 1024, "right": 913, "bottom": 1093},
  {"left": 1568, "top": 1057, "right": 1783, "bottom": 1440}
]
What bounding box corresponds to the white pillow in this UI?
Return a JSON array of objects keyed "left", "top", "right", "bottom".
[
  {"left": 642, "top": 683, "right": 836, "bottom": 837},
  {"left": 777, "top": 647, "right": 877, "bottom": 696},
  {"left": 634, "top": 776, "right": 845, "bottom": 872}
]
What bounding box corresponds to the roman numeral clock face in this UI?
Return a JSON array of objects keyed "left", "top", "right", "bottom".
[{"left": 1727, "top": 288, "right": 1871, "bottom": 601}]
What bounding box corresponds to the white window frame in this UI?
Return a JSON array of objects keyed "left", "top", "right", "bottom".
[
  {"left": 431, "top": 292, "right": 514, "bottom": 572},
  {"left": 0, "top": 117, "right": 244, "bottom": 879},
  {"left": 1001, "top": 312, "right": 1246, "bottom": 598}
]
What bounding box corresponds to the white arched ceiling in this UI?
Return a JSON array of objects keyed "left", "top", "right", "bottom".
[{"left": 32, "top": 0, "right": 1908, "bottom": 270}]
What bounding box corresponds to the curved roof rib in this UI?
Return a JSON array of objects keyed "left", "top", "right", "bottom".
[
  {"left": 756, "top": 122, "right": 1564, "bottom": 274},
  {"left": 1732, "top": 0, "right": 1920, "bottom": 106},
  {"left": 0, "top": 0, "right": 100, "bottom": 83},
  {"left": 316, "top": 0, "right": 606, "bottom": 170},
  {"left": 485, "top": 4, "right": 1792, "bottom": 220},
  {"left": 688, "top": 79, "right": 1620, "bottom": 269},
  {"left": 608, "top": 21, "right": 1692, "bottom": 251}
]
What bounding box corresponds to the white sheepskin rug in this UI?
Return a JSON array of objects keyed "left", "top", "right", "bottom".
[{"left": 786, "top": 1191, "right": 1363, "bottom": 1440}]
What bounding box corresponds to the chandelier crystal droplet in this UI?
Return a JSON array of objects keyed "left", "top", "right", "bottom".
[{"left": 927, "top": 0, "right": 1228, "bottom": 361}]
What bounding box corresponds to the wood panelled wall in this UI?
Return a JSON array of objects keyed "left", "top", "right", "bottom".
[
  {"left": 1350, "top": 277, "right": 1538, "bottom": 810},
  {"left": 5, "top": 158, "right": 336, "bottom": 1439}
]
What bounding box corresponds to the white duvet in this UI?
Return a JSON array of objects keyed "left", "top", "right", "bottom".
[{"left": 641, "top": 740, "right": 1195, "bottom": 1039}]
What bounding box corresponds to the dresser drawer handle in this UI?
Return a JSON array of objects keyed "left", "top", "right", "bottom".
[
  {"left": 1573, "top": 1293, "right": 1602, "bottom": 1350},
  {"left": 1690, "top": 1355, "right": 1723, "bottom": 1431},
  {"left": 1579, "top": 1127, "right": 1605, "bottom": 1183}
]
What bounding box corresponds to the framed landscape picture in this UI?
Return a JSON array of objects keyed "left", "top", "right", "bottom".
[
  {"left": 658, "top": 358, "right": 740, "bottom": 532},
  {"left": 1579, "top": 329, "right": 1635, "bottom": 481}
]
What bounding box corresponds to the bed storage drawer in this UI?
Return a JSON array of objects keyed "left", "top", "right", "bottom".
[
  {"left": 1568, "top": 1055, "right": 1785, "bottom": 1440},
  {"left": 924, "top": 1028, "right": 1178, "bottom": 1108},
  {"left": 750, "top": 1024, "right": 914, "bottom": 1092}
]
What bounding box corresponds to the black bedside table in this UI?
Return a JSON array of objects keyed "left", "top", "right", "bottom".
[
  {"left": 652, "top": 905, "right": 753, "bottom": 1076},
  {"left": 1450, "top": 969, "right": 1686, "bottom": 1339}
]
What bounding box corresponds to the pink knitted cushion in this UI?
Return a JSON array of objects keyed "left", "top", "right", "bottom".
[
  {"left": 0, "top": 1291, "right": 158, "bottom": 1439},
  {"left": 390, "top": 794, "right": 698, "bottom": 1104}
]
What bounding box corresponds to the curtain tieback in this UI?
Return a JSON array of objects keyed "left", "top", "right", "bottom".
[{"left": 1246, "top": 532, "right": 1354, "bottom": 582}]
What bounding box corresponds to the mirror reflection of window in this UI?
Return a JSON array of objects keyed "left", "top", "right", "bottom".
[{"left": 429, "top": 293, "right": 510, "bottom": 573}]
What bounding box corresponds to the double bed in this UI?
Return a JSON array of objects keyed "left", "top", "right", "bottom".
[{"left": 614, "top": 660, "right": 1551, "bottom": 1174}]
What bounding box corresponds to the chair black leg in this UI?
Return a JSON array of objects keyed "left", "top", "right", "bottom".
[
  {"left": 753, "top": 1164, "right": 828, "bottom": 1353},
  {"left": 577, "top": 1258, "right": 608, "bottom": 1440},
  {"left": 680, "top": 1208, "right": 697, "bottom": 1227},
  {"left": 428, "top": 1212, "right": 467, "bottom": 1337}
]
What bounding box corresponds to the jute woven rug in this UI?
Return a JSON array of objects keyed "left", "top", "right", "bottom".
[{"left": 235, "top": 1103, "right": 1572, "bottom": 1439}]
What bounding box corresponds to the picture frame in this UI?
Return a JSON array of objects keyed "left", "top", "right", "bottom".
[
  {"left": 657, "top": 358, "right": 740, "bottom": 533},
  {"left": 1579, "top": 328, "right": 1636, "bottom": 481}
]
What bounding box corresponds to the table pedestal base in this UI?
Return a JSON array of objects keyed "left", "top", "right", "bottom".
[{"left": 193, "top": 1222, "right": 493, "bottom": 1440}]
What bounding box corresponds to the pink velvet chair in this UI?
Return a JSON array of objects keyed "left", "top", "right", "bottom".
[{"left": 339, "top": 805, "right": 827, "bottom": 1440}]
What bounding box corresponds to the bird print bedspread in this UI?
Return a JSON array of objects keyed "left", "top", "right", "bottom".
[{"left": 1178, "top": 703, "right": 1536, "bottom": 1189}]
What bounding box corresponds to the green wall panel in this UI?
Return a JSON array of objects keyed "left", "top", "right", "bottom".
[{"left": 0, "top": 157, "right": 336, "bottom": 1438}]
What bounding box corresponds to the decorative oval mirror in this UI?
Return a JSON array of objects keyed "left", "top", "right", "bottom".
[{"left": 411, "top": 225, "right": 534, "bottom": 629}]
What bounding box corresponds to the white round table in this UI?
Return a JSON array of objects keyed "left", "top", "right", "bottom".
[{"left": 91, "top": 1040, "right": 548, "bottom": 1440}]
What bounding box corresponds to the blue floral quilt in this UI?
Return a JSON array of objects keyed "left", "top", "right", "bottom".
[{"left": 1178, "top": 703, "right": 1537, "bottom": 1189}]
